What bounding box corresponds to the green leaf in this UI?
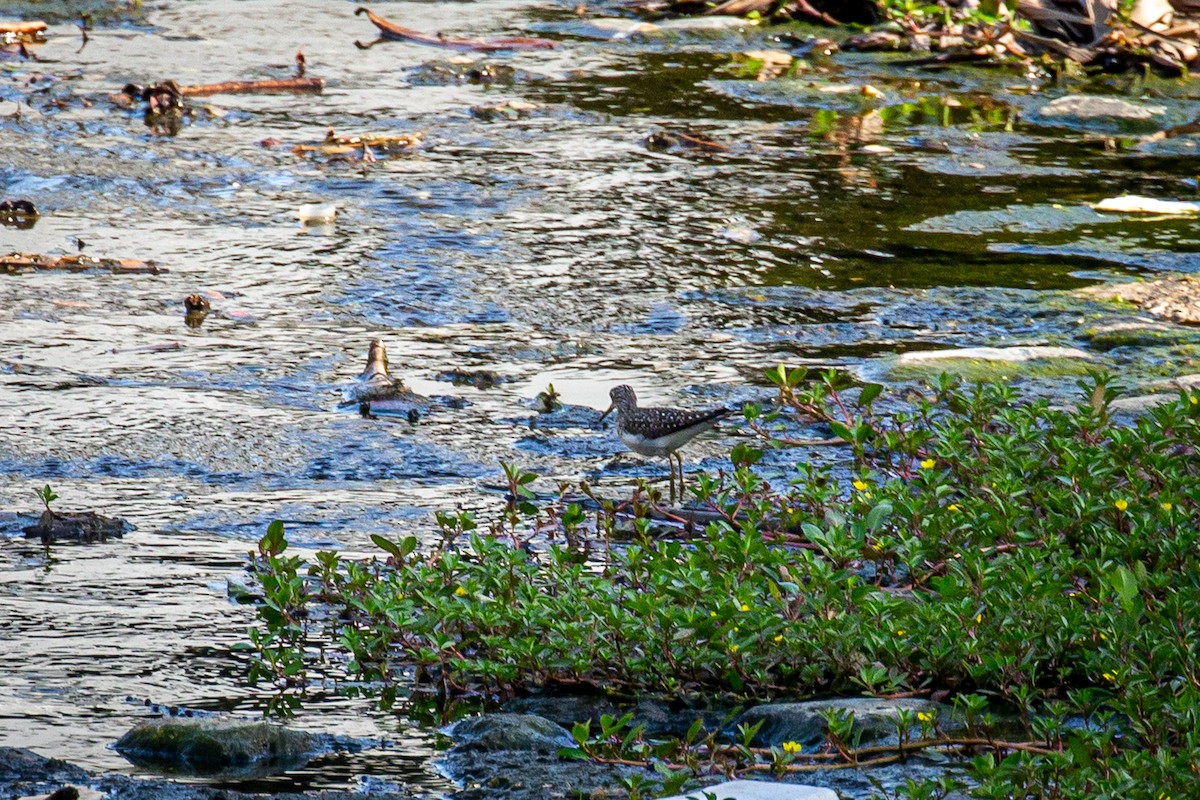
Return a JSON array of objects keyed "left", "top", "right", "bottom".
[
  {"left": 557, "top": 747, "right": 588, "bottom": 760},
  {"left": 859, "top": 383, "right": 883, "bottom": 406},
  {"left": 371, "top": 534, "right": 404, "bottom": 560},
  {"left": 828, "top": 421, "right": 853, "bottom": 442},
  {"left": 865, "top": 501, "right": 893, "bottom": 532}
]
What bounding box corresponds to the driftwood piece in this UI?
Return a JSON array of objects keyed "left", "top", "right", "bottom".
[
  {"left": 180, "top": 77, "right": 324, "bottom": 97},
  {"left": 1, "top": 252, "right": 167, "bottom": 275},
  {"left": 354, "top": 6, "right": 555, "bottom": 51},
  {"left": 0, "top": 20, "right": 46, "bottom": 36}
]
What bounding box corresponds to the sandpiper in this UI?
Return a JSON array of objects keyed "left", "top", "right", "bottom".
[{"left": 599, "top": 385, "right": 730, "bottom": 503}]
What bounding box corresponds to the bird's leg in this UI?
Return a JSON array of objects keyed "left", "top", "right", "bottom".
[
  {"left": 676, "top": 452, "right": 685, "bottom": 504},
  {"left": 668, "top": 455, "right": 676, "bottom": 504}
]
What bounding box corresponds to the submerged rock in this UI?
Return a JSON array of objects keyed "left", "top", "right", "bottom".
[
  {"left": 1031, "top": 95, "right": 1167, "bottom": 133},
  {"left": 733, "top": 698, "right": 960, "bottom": 748},
  {"left": 0, "top": 745, "right": 418, "bottom": 800},
  {"left": 445, "top": 713, "right": 573, "bottom": 752},
  {"left": 114, "top": 718, "right": 319, "bottom": 775}
]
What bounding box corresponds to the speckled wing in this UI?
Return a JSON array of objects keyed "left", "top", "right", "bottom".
[{"left": 622, "top": 406, "right": 730, "bottom": 439}]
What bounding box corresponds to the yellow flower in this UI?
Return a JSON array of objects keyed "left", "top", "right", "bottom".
[
  {"left": 947, "top": 504, "right": 960, "bottom": 512},
  {"left": 710, "top": 611, "right": 718, "bottom": 617},
  {"left": 773, "top": 634, "right": 783, "bottom": 642},
  {"left": 782, "top": 741, "right": 801, "bottom": 754},
  {"left": 975, "top": 613, "right": 983, "bottom": 624},
  {"left": 740, "top": 603, "right": 750, "bottom": 612},
  {"left": 1115, "top": 499, "right": 1128, "bottom": 511},
  {"left": 729, "top": 644, "right": 739, "bottom": 654},
  {"left": 917, "top": 711, "right": 933, "bottom": 723},
  {"left": 853, "top": 480, "right": 869, "bottom": 492},
  {"left": 1161, "top": 502, "right": 1173, "bottom": 512},
  {"left": 454, "top": 586, "right": 468, "bottom": 597},
  {"left": 1102, "top": 671, "right": 1116, "bottom": 683},
  {"left": 1099, "top": 633, "right": 1108, "bottom": 641},
  {"left": 896, "top": 630, "right": 906, "bottom": 637},
  {"left": 920, "top": 458, "right": 935, "bottom": 469}
]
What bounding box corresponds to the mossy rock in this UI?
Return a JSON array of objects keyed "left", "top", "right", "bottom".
[
  {"left": 889, "top": 346, "right": 1095, "bottom": 382},
  {"left": 1082, "top": 321, "right": 1200, "bottom": 352},
  {"left": 115, "top": 719, "right": 318, "bottom": 773}
]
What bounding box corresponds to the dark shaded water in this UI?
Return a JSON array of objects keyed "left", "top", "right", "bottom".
[{"left": 3, "top": 0, "right": 1200, "bottom": 791}]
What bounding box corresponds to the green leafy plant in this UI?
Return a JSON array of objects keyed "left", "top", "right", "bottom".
[{"left": 244, "top": 372, "right": 1200, "bottom": 796}]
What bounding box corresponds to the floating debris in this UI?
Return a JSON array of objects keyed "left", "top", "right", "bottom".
[
  {"left": 292, "top": 129, "right": 423, "bottom": 161},
  {"left": 471, "top": 99, "right": 539, "bottom": 121},
  {"left": 645, "top": 129, "right": 730, "bottom": 153},
  {"left": 1, "top": 252, "right": 166, "bottom": 275},
  {"left": 123, "top": 76, "right": 324, "bottom": 106},
  {"left": 0, "top": 199, "right": 38, "bottom": 227},
  {"left": 297, "top": 203, "right": 337, "bottom": 224},
  {"left": 355, "top": 6, "right": 555, "bottom": 51}
]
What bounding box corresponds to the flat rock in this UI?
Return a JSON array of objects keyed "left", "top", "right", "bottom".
[
  {"left": 1108, "top": 394, "right": 1176, "bottom": 414},
  {"left": 654, "top": 15, "right": 754, "bottom": 30},
  {"left": 1152, "top": 373, "right": 1200, "bottom": 391},
  {"left": 1081, "top": 319, "right": 1199, "bottom": 350},
  {"left": 895, "top": 346, "right": 1092, "bottom": 364},
  {"left": 734, "top": 698, "right": 958, "bottom": 747},
  {"left": 1078, "top": 276, "right": 1200, "bottom": 324},
  {"left": 564, "top": 17, "right": 657, "bottom": 39},
  {"left": 657, "top": 781, "right": 837, "bottom": 800},
  {"left": 0, "top": 746, "right": 90, "bottom": 786},
  {"left": 1034, "top": 95, "right": 1166, "bottom": 132}
]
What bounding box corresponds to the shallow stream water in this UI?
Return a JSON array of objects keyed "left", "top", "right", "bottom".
[{"left": 3, "top": 0, "right": 1200, "bottom": 792}]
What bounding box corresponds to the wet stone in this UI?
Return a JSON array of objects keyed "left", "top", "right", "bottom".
[
  {"left": 445, "top": 713, "right": 573, "bottom": 752},
  {"left": 733, "top": 698, "right": 961, "bottom": 748},
  {"left": 657, "top": 781, "right": 837, "bottom": 800},
  {"left": 1081, "top": 320, "right": 1200, "bottom": 351},
  {"left": 114, "top": 718, "right": 319, "bottom": 775},
  {"left": 1032, "top": 95, "right": 1167, "bottom": 132},
  {"left": 1078, "top": 276, "right": 1200, "bottom": 325},
  {"left": 895, "top": 345, "right": 1092, "bottom": 364},
  {"left": 23, "top": 510, "right": 132, "bottom": 543}
]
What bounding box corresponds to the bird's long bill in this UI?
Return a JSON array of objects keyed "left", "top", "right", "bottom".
[{"left": 598, "top": 402, "right": 614, "bottom": 423}]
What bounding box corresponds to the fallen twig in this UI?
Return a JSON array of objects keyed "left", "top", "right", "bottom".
[
  {"left": 355, "top": 6, "right": 555, "bottom": 51},
  {"left": 180, "top": 77, "right": 324, "bottom": 96}
]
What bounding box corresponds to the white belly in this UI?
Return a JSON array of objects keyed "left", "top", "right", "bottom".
[{"left": 619, "top": 428, "right": 694, "bottom": 458}]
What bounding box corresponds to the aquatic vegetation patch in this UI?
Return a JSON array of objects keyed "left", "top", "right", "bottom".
[{"left": 246, "top": 370, "right": 1200, "bottom": 797}]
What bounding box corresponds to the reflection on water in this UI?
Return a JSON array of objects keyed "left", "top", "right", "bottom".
[{"left": 2, "top": 0, "right": 1198, "bottom": 789}]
